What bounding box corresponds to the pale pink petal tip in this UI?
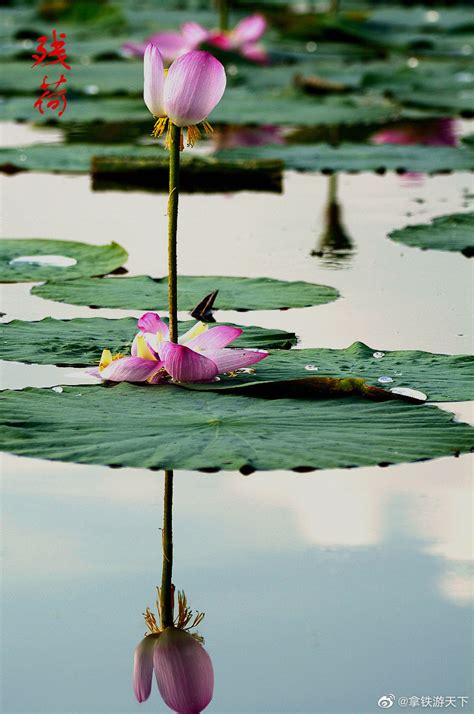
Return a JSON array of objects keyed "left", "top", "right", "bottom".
[
  {"left": 143, "top": 43, "right": 165, "bottom": 117},
  {"left": 137, "top": 311, "right": 168, "bottom": 336},
  {"left": 186, "top": 325, "right": 242, "bottom": 351},
  {"left": 233, "top": 14, "right": 267, "bottom": 45},
  {"left": 148, "top": 31, "right": 191, "bottom": 63},
  {"left": 181, "top": 21, "right": 210, "bottom": 46},
  {"left": 164, "top": 50, "right": 226, "bottom": 127},
  {"left": 100, "top": 356, "right": 162, "bottom": 383},
  {"left": 154, "top": 627, "right": 214, "bottom": 714},
  {"left": 162, "top": 342, "right": 218, "bottom": 383},
  {"left": 133, "top": 634, "right": 160, "bottom": 703},
  {"left": 203, "top": 348, "right": 268, "bottom": 374}
]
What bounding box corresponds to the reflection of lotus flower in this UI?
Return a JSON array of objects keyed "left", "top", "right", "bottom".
[
  {"left": 144, "top": 46, "right": 226, "bottom": 146},
  {"left": 372, "top": 119, "right": 458, "bottom": 185},
  {"left": 123, "top": 14, "right": 267, "bottom": 65},
  {"left": 213, "top": 123, "right": 285, "bottom": 150},
  {"left": 372, "top": 119, "right": 458, "bottom": 147},
  {"left": 89, "top": 312, "right": 267, "bottom": 384},
  {"left": 134, "top": 629, "right": 214, "bottom": 713}
]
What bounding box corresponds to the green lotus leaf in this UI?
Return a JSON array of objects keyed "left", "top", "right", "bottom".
[
  {"left": 0, "top": 238, "right": 128, "bottom": 283},
  {"left": 1, "top": 384, "right": 472, "bottom": 471}
]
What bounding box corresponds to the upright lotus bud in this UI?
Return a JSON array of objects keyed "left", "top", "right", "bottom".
[
  {"left": 164, "top": 50, "right": 226, "bottom": 128},
  {"left": 154, "top": 627, "right": 214, "bottom": 714},
  {"left": 144, "top": 43, "right": 166, "bottom": 117}
]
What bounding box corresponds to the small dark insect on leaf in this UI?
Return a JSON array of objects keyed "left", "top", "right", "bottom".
[{"left": 190, "top": 290, "right": 219, "bottom": 323}]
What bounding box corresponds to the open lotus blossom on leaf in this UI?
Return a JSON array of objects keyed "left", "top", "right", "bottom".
[
  {"left": 124, "top": 14, "right": 267, "bottom": 64},
  {"left": 89, "top": 312, "right": 268, "bottom": 385},
  {"left": 144, "top": 46, "right": 226, "bottom": 147}
]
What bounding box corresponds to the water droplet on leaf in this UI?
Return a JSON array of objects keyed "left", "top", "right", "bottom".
[
  {"left": 52, "top": 386, "right": 63, "bottom": 393},
  {"left": 378, "top": 376, "right": 394, "bottom": 384},
  {"left": 390, "top": 387, "right": 427, "bottom": 402},
  {"left": 305, "top": 364, "right": 319, "bottom": 371},
  {"left": 372, "top": 351, "right": 385, "bottom": 359},
  {"left": 10, "top": 255, "right": 77, "bottom": 268},
  {"left": 84, "top": 84, "right": 99, "bottom": 95}
]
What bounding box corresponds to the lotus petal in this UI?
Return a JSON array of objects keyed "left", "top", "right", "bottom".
[
  {"left": 164, "top": 51, "right": 226, "bottom": 127},
  {"left": 186, "top": 325, "right": 242, "bottom": 351},
  {"left": 181, "top": 22, "right": 210, "bottom": 46},
  {"left": 133, "top": 634, "right": 160, "bottom": 703},
  {"left": 232, "top": 14, "right": 267, "bottom": 45},
  {"left": 241, "top": 43, "right": 268, "bottom": 64},
  {"left": 162, "top": 342, "right": 218, "bottom": 382},
  {"left": 144, "top": 43, "right": 166, "bottom": 117},
  {"left": 154, "top": 627, "right": 214, "bottom": 714},
  {"left": 148, "top": 31, "right": 192, "bottom": 63},
  {"left": 100, "top": 356, "right": 164, "bottom": 382},
  {"left": 201, "top": 348, "right": 268, "bottom": 373}
]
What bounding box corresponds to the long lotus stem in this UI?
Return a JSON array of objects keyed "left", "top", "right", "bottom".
[
  {"left": 160, "top": 469, "right": 174, "bottom": 629},
  {"left": 217, "top": 0, "right": 229, "bottom": 32},
  {"left": 168, "top": 123, "right": 181, "bottom": 344},
  {"left": 329, "top": 0, "right": 339, "bottom": 16}
]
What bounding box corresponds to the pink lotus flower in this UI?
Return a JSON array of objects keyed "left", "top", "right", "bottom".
[
  {"left": 90, "top": 312, "right": 268, "bottom": 384},
  {"left": 207, "top": 14, "right": 268, "bottom": 63},
  {"left": 124, "top": 14, "right": 268, "bottom": 65},
  {"left": 134, "top": 628, "right": 214, "bottom": 713},
  {"left": 144, "top": 46, "right": 226, "bottom": 146}
]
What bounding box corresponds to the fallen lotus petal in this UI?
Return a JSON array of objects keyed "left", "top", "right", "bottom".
[
  {"left": 154, "top": 627, "right": 214, "bottom": 714},
  {"left": 133, "top": 634, "right": 161, "bottom": 703},
  {"left": 161, "top": 342, "right": 219, "bottom": 383}
]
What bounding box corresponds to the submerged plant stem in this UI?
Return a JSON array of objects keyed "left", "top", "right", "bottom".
[
  {"left": 217, "top": 0, "right": 229, "bottom": 31},
  {"left": 329, "top": 0, "right": 339, "bottom": 15},
  {"left": 160, "top": 469, "right": 174, "bottom": 629},
  {"left": 168, "top": 123, "right": 181, "bottom": 344}
]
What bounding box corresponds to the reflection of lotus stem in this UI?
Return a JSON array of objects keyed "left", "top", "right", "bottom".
[
  {"left": 168, "top": 123, "right": 180, "bottom": 344},
  {"left": 328, "top": 172, "right": 337, "bottom": 203},
  {"left": 329, "top": 0, "right": 339, "bottom": 16},
  {"left": 217, "top": 0, "right": 229, "bottom": 31},
  {"left": 160, "top": 469, "right": 174, "bottom": 629}
]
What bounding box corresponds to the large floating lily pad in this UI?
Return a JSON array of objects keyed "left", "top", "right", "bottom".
[
  {"left": 31, "top": 275, "right": 339, "bottom": 311},
  {"left": 389, "top": 212, "right": 474, "bottom": 256},
  {"left": 0, "top": 317, "right": 297, "bottom": 366},
  {"left": 0, "top": 239, "right": 128, "bottom": 283},
  {"left": 185, "top": 342, "right": 474, "bottom": 402},
  {"left": 216, "top": 143, "right": 474, "bottom": 173},
  {"left": 0, "top": 384, "right": 472, "bottom": 471}
]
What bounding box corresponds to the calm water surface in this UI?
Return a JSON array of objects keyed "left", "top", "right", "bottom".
[{"left": 1, "top": 124, "right": 473, "bottom": 713}]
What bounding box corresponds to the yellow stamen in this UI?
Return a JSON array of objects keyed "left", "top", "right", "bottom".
[
  {"left": 152, "top": 116, "right": 168, "bottom": 139},
  {"left": 202, "top": 120, "right": 214, "bottom": 135},
  {"left": 99, "top": 349, "right": 124, "bottom": 373},
  {"left": 186, "top": 124, "right": 202, "bottom": 147},
  {"left": 135, "top": 335, "right": 156, "bottom": 361}
]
